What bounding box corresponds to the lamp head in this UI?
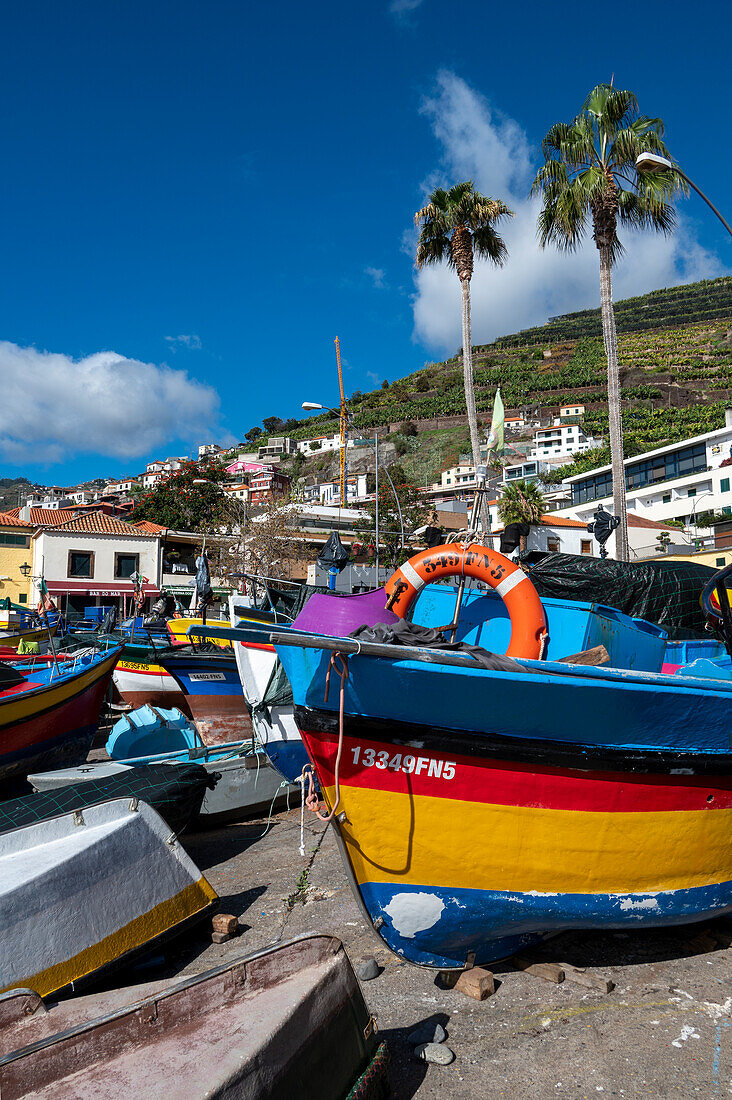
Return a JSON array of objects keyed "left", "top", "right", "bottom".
[
  {"left": 636, "top": 152, "right": 674, "bottom": 174},
  {"left": 301, "top": 402, "right": 324, "bottom": 411}
]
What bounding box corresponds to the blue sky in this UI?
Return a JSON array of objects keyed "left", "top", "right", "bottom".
[{"left": 1, "top": 0, "right": 730, "bottom": 485}]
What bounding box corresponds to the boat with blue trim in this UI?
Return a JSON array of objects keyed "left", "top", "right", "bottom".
[
  {"left": 273, "top": 544, "right": 732, "bottom": 970},
  {"left": 0, "top": 643, "right": 123, "bottom": 783}
]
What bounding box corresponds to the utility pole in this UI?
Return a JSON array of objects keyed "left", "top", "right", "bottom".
[{"left": 335, "top": 337, "right": 348, "bottom": 506}]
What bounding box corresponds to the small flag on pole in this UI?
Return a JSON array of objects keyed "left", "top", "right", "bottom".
[{"left": 486, "top": 387, "right": 504, "bottom": 461}]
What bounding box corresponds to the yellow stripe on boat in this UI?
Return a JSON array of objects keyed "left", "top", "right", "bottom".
[
  {"left": 0, "top": 649, "right": 119, "bottom": 730},
  {"left": 0, "top": 877, "right": 217, "bottom": 999},
  {"left": 329, "top": 784, "right": 732, "bottom": 896}
]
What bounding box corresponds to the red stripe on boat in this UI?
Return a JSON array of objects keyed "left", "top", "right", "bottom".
[{"left": 301, "top": 729, "right": 732, "bottom": 812}]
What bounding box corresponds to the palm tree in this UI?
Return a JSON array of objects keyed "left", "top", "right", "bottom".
[
  {"left": 498, "top": 479, "right": 546, "bottom": 552},
  {"left": 414, "top": 183, "right": 513, "bottom": 505},
  {"left": 531, "top": 84, "right": 683, "bottom": 562}
]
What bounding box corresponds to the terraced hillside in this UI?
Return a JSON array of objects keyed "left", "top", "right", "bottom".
[{"left": 247, "top": 276, "right": 732, "bottom": 485}]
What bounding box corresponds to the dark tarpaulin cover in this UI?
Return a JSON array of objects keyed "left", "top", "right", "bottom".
[
  {"left": 351, "top": 619, "right": 528, "bottom": 673},
  {"left": 0, "top": 764, "right": 218, "bottom": 837},
  {"left": 195, "top": 552, "right": 213, "bottom": 608},
  {"left": 316, "top": 532, "right": 350, "bottom": 573},
  {"left": 500, "top": 522, "right": 530, "bottom": 555},
  {"left": 520, "top": 551, "right": 717, "bottom": 641}
]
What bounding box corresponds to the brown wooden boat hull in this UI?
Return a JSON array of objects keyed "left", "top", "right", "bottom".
[{"left": 0, "top": 935, "right": 386, "bottom": 1100}]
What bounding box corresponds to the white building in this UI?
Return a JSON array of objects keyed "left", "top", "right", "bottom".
[
  {"left": 225, "top": 482, "right": 249, "bottom": 502},
  {"left": 139, "top": 471, "right": 167, "bottom": 489},
  {"left": 33, "top": 513, "right": 162, "bottom": 618},
  {"left": 103, "top": 478, "right": 138, "bottom": 495},
  {"left": 198, "top": 443, "right": 223, "bottom": 459},
  {"left": 297, "top": 433, "right": 357, "bottom": 456},
  {"left": 559, "top": 403, "right": 586, "bottom": 419},
  {"left": 257, "top": 437, "right": 297, "bottom": 460},
  {"left": 530, "top": 423, "right": 597, "bottom": 461},
  {"left": 23, "top": 494, "right": 73, "bottom": 511},
  {"left": 315, "top": 473, "right": 369, "bottom": 506},
  {"left": 552, "top": 419, "right": 732, "bottom": 557},
  {"left": 505, "top": 415, "right": 526, "bottom": 433},
  {"left": 502, "top": 459, "right": 572, "bottom": 508}
]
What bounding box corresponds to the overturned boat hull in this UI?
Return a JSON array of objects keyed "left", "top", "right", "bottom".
[
  {"left": 0, "top": 798, "right": 217, "bottom": 998},
  {"left": 0, "top": 935, "right": 386, "bottom": 1100}
]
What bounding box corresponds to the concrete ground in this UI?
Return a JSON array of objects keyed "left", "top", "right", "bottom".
[{"left": 107, "top": 805, "right": 730, "bottom": 1099}]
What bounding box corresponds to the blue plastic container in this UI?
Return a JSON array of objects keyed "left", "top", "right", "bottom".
[
  {"left": 412, "top": 584, "right": 668, "bottom": 672},
  {"left": 84, "top": 606, "right": 114, "bottom": 623}
]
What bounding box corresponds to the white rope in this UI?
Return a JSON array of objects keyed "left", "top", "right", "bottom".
[{"left": 298, "top": 769, "right": 307, "bottom": 856}]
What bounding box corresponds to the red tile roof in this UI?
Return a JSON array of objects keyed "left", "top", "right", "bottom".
[
  {"left": 3, "top": 507, "right": 80, "bottom": 526},
  {"left": 627, "top": 514, "right": 681, "bottom": 532},
  {"left": 44, "top": 514, "right": 155, "bottom": 537},
  {"left": 540, "top": 514, "right": 588, "bottom": 529},
  {"left": 133, "top": 519, "right": 168, "bottom": 534},
  {"left": 0, "top": 512, "right": 33, "bottom": 528}
]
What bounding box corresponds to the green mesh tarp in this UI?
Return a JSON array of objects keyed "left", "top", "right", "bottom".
[
  {"left": 260, "top": 583, "right": 329, "bottom": 621},
  {"left": 520, "top": 552, "right": 717, "bottom": 641},
  {"left": 259, "top": 657, "right": 294, "bottom": 713},
  {"left": 0, "top": 764, "right": 217, "bottom": 837}
]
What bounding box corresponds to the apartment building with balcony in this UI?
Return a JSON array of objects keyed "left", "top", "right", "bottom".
[{"left": 553, "top": 414, "right": 732, "bottom": 545}]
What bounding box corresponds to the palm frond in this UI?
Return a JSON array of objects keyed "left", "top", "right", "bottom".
[
  {"left": 472, "top": 224, "right": 509, "bottom": 265},
  {"left": 414, "top": 180, "right": 511, "bottom": 269}
]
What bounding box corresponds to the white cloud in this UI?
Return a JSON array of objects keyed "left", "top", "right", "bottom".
[
  {"left": 0, "top": 343, "right": 223, "bottom": 464},
  {"left": 413, "top": 71, "right": 728, "bottom": 352},
  {"left": 365, "top": 266, "right": 387, "bottom": 289},
  {"left": 165, "top": 333, "right": 202, "bottom": 350},
  {"left": 389, "top": 0, "right": 424, "bottom": 14}
]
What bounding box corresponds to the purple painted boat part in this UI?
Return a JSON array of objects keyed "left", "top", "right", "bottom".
[{"left": 292, "top": 587, "right": 399, "bottom": 637}]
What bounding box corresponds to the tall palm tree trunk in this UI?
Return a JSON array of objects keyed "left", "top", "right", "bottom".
[
  {"left": 460, "top": 276, "right": 489, "bottom": 532},
  {"left": 598, "top": 246, "right": 629, "bottom": 561}
]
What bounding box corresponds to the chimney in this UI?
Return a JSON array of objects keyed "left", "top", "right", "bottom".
[
  {"left": 726, "top": 407, "right": 732, "bottom": 429},
  {"left": 19, "top": 504, "right": 31, "bottom": 522}
]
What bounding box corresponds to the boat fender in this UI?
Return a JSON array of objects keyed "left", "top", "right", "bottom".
[{"left": 384, "top": 543, "right": 547, "bottom": 660}]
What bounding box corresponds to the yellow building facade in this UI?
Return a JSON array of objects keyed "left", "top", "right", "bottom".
[
  {"left": 0, "top": 521, "right": 34, "bottom": 605},
  {"left": 662, "top": 548, "right": 730, "bottom": 570}
]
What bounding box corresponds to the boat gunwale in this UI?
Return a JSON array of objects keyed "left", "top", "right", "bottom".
[
  {"left": 273, "top": 630, "right": 732, "bottom": 695},
  {"left": 0, "top": 933, "right": 343, "bottom": 1068},
  {"left": 0, "top": 647, "right": 123, "bottom": 732}
]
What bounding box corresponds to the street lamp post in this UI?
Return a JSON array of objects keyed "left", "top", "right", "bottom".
[
  {"left": 689, "top": 490, "right": 714, "bottom": 544},
  {"left": 302, "top": 401, "right": 406, "bottom": 579},
  {"left": 635, "top": 152, "right": 732, "bottom": 239}
]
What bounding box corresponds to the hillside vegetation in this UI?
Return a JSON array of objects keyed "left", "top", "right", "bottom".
[{"left": 252, "top": 276, "right": 732, "bottom": 485}]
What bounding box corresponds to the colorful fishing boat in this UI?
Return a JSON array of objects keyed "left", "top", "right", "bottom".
[
  {"left": 0, "top": 609, "right": 61, "bottom": 651},
  {"left": 0, "top": 644, "right": 122, "bottom": 782},
  {"left": 274, "top": 544, "right": 732, "bottom": 969},
  {"left": 0, "top": 798, "right": 217, "bottom": 998},
  {"left": 0, "top": 935, "right": 386, "bottom": 1099},
  {"left": 112, "top": 647, "right": 184, "bottom": 709}
]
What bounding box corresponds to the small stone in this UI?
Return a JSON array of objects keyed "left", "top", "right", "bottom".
[
  {"left": 415, "top": 1043, "right": 455, "bottom": 1066},
  {"left": 211, "top": 931, "right": 231, "bottom": 944},
  {"left": 357, "top": 957, "right": 380, "bottom": 981},
  {"left": 408, "top": 1022, "right": 447, "bottom": 1046}
]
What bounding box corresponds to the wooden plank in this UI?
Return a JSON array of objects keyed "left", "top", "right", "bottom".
[
  {"left": 560, "top": 963, "right": 615, "bottom": 993},
  {"left": 454, "top": 967, "right": 495, "bottom": 1001},
  {"left": 513, "top": 956, "right": 565, "bottom": 983},
  {"left": 213, "top": 914, "right": 239, "bottom": 936},
  {"left": 558, "top": 645, "right": 610, "bottom": 666}
]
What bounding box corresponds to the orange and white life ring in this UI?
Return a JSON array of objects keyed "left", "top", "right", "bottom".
[{"left": 384, "top": 543, "right": 547, "bottom": 660}]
